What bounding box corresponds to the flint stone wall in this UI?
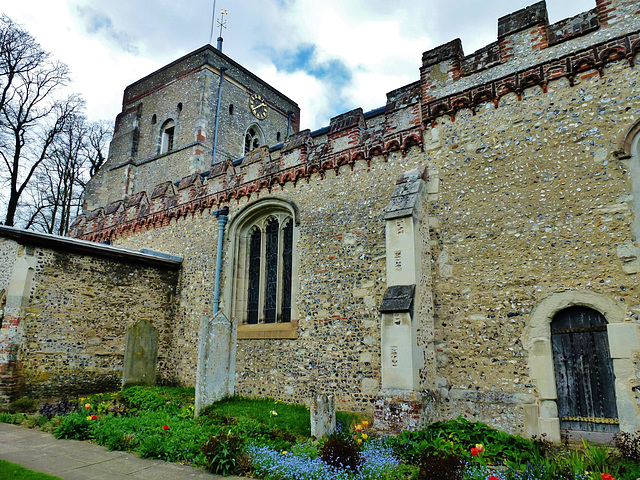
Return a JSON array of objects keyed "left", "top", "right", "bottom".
[{"left": 0, "top": 236, "right": 180, "bottom": 398}]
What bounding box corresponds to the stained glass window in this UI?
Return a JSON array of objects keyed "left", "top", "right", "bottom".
[
  {"left": 247, "top": 228, "right": 261, "bottom": 324},
  {"left": 264, "top": 219, "right": 279, "bottom": 323},
  {"left": 281, "top": 220, "right": 293, "bottom": 323},
  {"left": 234, "top": 201, "right": 296, "bottom": 329}
]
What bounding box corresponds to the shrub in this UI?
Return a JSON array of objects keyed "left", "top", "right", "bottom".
[
  {"left": 39, "top": 397, "right": 78, "bottom": 419},
  {"left": 53, "top": 412, "right": 93, "bottom": 440},
  {"left": 390, "top": 417, "right": 542, "bottom": 467},
  {"left": 320, "top": 432, "right": 363, "bottom": 472},
  {"left": 138, "top": 434, "right": 170, "bottom": 460},
  {"left": 0, "top": 412, "right": 27, "bottom": 424},
  {"left": 201, "top": 432, "right": 244, "bottom": 475},
  {"left": 416, "top": 453, "right": 463, "bottom": 480},
  {"left": 6, "top": 397, "right": 38, "bottom": 413},
  {"left": 614, "top": 431, "right": 640, "bottom": 462},
  {"left": 22, "top": 414, "right": 49, "bottom": 429}
]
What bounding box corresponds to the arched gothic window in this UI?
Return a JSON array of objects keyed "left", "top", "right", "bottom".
[
  {"left": 244, "top": 124, "right": 264, "bottom": 155},
  {"left": 160, "top": 119, "right": 175, "bottom": 154},
  {"left": 227, "top": 199, "right": 298, "bottom": 337}
]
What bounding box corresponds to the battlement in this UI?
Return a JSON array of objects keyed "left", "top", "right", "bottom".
[
  {"left": 70, "top": 86, "right": 423, "bottom": 241},
  {"left": 71, "top": 0, "right": 640, "bottom": 242},
  {"left": 420, "top": 0, "right": 639, "bottom": 121}
]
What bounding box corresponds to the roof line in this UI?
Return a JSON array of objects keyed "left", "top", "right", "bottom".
[{"left": 0, "top": 225, "right": 182, "bottom": 270}]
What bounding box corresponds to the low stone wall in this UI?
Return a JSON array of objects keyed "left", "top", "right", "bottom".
[{"left": 0, "top": 227, "right": 180, "bottom": 401}]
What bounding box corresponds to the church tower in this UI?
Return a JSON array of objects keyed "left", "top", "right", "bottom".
[{"left": 84, "top": 45, "right": 300, "bottom": 211}]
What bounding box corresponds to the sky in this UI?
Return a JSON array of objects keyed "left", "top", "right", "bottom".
[{"left": 2, "top": 0, "right": 597, "bottom": 131}]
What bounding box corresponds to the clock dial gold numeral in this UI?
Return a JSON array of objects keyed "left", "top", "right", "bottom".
[{"left": 249, "top": 93, "right": 267, "bottom": 120}]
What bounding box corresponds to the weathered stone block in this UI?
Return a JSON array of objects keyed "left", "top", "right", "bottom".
[
  {"left": 608, "top": 323, "right": 640, "bottom": 359},
  {"left": 310, "top": 395, "right": 335, "bottom": 438},
  {"left": 122, "top": 319, "right": 159, "bottom": 387}
]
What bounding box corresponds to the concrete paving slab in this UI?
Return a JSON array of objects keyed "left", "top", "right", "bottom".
[{"left": 0, "top": 423, "right": 249, "bottom": 480}]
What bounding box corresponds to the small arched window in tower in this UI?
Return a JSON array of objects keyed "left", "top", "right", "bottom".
[
  {"left": 244, "top": 125, "right": 264, "bottom": 155},
  {"left": 160, "top": 119, "right": 175, "bottom": 154},
  {"left": 151, "top": 114, "right": 157, "bottom": 125},
  {"left": 177, "top": 102, "right": 183, "bottom": 113},
  {"left": 229, "top": 104, "right": 234, "bottom": 115},
  {"left": 277, "top": 132, "right": 281, "bottom": 142}
]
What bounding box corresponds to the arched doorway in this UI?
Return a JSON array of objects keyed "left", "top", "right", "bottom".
[{"left": 551, "top": 306, "right": 619, "bottom": 434}]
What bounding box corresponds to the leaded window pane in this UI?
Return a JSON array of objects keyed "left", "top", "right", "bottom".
[
  {"left": 264, "top": 219, "right": 279, "bottom": 323},
  {"left": 247, "top": 229, "right": 261, "bottom": 324},
  {"left": 281, "top": 220, "right": 293, "bottom": 323}
]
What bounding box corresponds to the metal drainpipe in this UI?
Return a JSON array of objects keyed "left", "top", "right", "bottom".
[
  {"left": 212, "top": 67, "right": 227, "bottom": 165},
  {"left": 212, "top": 207, "right": 229, "bottom": 314}
]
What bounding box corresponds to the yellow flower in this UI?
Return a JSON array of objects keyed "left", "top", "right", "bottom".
[
  {"left": 362, "top": 420, "right": 369, "bottom": 427},
  {"left": 357, "top": 439, "right": 362, "bottom": 444},
  {"left": 282, "top": 451, "right": 287, "bottom": 455},
  {"left": 86, "top": 416, "right": 92, "bottom": 421},
  {"left": 362, "top": 433, "right": 368, "bottom": 440}
]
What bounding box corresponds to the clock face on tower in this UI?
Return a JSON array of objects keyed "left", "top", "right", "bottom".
[{"left": 249, "top": 93, "right": 268, "bottom": 120}]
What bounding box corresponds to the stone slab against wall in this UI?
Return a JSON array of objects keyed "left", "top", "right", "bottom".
[{"left": 123, "top": 319, "right": 159, "bottom": 387}]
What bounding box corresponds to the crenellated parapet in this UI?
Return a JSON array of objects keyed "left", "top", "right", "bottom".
[
  {"left": 69, "top": 96, "right": 424, "bottom": 242},
  {"left": 71, "top": 0, "right": 640, "bottom": 243},
  {"left": 420, "top": 0, "right": 639, "bottom": 124}
]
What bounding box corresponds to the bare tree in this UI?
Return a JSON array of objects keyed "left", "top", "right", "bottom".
[
  {"left": 23, "top": 117, "right": 111, "bottom": 235},
  {"left": 0, "top": 15, "right": 81, "bottom": 226},
  {"left": 84, "top": 120, "right": 112, "bottom": 178}
]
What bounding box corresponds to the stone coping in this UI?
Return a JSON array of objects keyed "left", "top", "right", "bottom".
[{"left": 0, "top": 225, "right": 183, "bottom": 269}]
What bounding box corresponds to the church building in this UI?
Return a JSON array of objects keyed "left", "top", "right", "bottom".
[{"left": 1, "top": 0, "right": 640, "bottom": 442}]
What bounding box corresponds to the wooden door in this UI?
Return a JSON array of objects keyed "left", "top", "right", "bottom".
[{"left": 551, "top": 306, "right": 618, "bottom": 433}]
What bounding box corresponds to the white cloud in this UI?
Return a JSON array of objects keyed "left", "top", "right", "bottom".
[
  {"left": 256, "top": 64, "right": 334, "bottom": 130},
  {"left": 2, "top": 0, "right": 596, "bottom": 131}
]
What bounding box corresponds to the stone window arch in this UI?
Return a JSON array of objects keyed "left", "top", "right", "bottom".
[
  {"left": 244, "top": 124, "right": 264, "bottom": 155},
  {"left": 225, "top": 198, "right": 299, "bottom": 339},
  {"left": 160, "top": 119, "right": 175, "bottom": 154},
  {"left": 526, "top": 291, "right": 639, "bottom": 442}
]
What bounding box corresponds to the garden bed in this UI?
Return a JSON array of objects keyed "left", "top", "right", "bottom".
[{"left": 1, "top": 387, "right": 638, "bottom": 480}]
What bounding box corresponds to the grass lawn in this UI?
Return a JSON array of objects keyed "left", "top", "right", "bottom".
[{"left": 0, "top": 460, "right": 63, "bottom": 480}]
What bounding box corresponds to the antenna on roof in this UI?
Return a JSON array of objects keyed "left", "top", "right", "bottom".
[
  {"left": 216, "top": 10, "right": 228, "bottom": 52},
  {"left": 208, "top": 0, "right": 217, "bottom": 45}
]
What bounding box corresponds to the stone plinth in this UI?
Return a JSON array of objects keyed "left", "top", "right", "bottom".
[{"left": 374, "top": 389, "right": 438, "bottom": 434}]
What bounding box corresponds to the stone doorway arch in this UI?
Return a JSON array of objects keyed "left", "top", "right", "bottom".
[{"left": 526, "top": 290, "right": 639, "bottom": 442}]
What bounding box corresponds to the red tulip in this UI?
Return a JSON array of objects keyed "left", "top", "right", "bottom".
[
  {"left": 488, "top": 476, "right": 499, "bottom": 480},
  {"left": 91, "top": 415, "right": 97, "bottom": 420},
  {"left": 162, "top": 424, "right": 170, "bottom": 431},
  {"left": 601, "top": 474, "right": 614, "bottom": 480},
  {"left": 471, "top": 447, "right": 479, "bottom": 456}
]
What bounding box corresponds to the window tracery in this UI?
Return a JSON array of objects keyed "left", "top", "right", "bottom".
[
  {"left": 228, "top": 199, "right": 297, "bottom": 334},
  {"left": 244, "top": 124, "right": 264, "bottom": 155}
]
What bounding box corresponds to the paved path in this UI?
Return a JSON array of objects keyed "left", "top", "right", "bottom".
[{"left": 0, "top": 423, "right": 248, "bottom": 480}]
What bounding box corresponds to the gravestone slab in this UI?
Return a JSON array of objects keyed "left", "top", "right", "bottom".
[{"left": 122, "top": 319, "right": 158, "bottom": 387}]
